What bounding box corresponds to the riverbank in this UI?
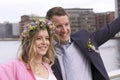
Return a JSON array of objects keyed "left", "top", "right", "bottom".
[
  {"left": 0, "top": 36, "right": 120, "bottom": 41},
  {"left": 0, "top": 38, "right": 19, "bottom": 41}
]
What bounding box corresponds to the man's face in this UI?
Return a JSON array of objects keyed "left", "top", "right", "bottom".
[{"left": 52, "top": 15, "right": 71, "bottom": 44}]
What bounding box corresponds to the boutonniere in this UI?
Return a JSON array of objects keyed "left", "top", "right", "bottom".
[{"left": 87, "top": 38, "right": 99, "bottom": 53}]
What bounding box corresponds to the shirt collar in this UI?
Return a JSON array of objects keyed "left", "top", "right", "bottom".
[{"left": 54, "top": 37, "right": 71, "bottom": 46}]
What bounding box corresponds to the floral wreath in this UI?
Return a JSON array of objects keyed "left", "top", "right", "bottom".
[{"left": 20, "top": 17, "right": 54, "bottom": 40}]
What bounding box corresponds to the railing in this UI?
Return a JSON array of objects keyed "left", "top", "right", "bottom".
[{"left": 108, "top": 69, "right": 120, "bottom": 79}]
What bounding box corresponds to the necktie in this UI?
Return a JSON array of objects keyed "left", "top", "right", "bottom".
[{"left": 62, "top": 46, "right": 73, "bottom": 80}]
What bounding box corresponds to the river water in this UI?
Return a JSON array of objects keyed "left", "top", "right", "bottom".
[{"left": 0, "top": 39, "right": 120, "bottom": 79}]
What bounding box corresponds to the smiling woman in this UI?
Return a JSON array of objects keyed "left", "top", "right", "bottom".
[{"left": 0, "top": 17, "right": 57, "bottom": 80}]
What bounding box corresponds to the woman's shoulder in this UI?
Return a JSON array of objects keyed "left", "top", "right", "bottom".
[
  {"left": 0, "top": 59, "right": 25, "bottom": 70},
  {"left": 0, "top": 59, "right": 23, "bottom": 77},
  {"left": 43, "top": 62, "right": 53, "bottom": 73},
  {"left": 43, "top": 62, "right": 51, "bottom": 69}
]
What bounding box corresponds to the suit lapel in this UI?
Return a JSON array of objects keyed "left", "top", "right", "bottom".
[
  {"left": 71, "top": 30, "right": 108, "bottom": 79},
  {"left": 52, "top": 57, "right": 63, "bottom": 80}
]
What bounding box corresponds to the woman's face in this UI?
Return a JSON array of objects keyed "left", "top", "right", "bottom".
[{"left": 35, "top": 29, "right": 50, "bottom": 56}]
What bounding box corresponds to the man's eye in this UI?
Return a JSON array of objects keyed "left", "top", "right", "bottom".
[{"left": 56, "top": 25, "right": 62, "bottom": 28}]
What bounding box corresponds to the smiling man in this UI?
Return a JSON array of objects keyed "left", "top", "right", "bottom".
[{"left": 46, "top": 6, "right": 120, "bottom": 80}]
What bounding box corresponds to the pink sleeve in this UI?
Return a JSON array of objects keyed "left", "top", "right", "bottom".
[
  {"left": 0, "top": 60, "right": 35, "bottom": 80},
  {"left": 0, "top": 61, "right": 17, "bottom": 80}
]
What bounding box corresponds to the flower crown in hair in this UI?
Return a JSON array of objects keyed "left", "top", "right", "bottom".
[{"left": 20, "top": 17, "right": 53, "bottom": 40}]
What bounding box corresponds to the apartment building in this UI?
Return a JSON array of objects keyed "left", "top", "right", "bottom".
[
  {"left": 65, "top": 8, "right": 96, "bottom": 32},
  {"left": 95, "top": 12, "right": 115, "bottom": 30}
]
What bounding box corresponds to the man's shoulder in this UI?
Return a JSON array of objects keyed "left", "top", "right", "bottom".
[{"left": 71, "top": 29, "right": 91, "bottom": 38}]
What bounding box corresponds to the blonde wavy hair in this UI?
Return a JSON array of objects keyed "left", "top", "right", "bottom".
[{"left": 18, "top": 17, "right": 55, "bottom": 69}]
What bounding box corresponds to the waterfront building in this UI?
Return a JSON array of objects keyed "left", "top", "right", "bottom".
[
  {"left": 95, "top": 12, "right": 115, "bottom": 30},
  {"left": 115, "top": 0, "right": 120, "bottom": 18},
  {"left": 65, "top": 8, "right": 96, "bottom": 33},
  {"left": 0, "top": 22, "right": 12, "bottom": 38},
  {"left": 19, "top": 15, "right": 31, "bottom": 35},
  {"left": 12, "top": 23, "right": 19, "bottom": 38},
  {"left": 115, "top": 0, "right": 120, "bottom": 37}
]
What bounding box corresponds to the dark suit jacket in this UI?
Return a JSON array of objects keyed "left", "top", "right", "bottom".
[{"left": 52, "top": 16, "right": 120, "bottom": 80}]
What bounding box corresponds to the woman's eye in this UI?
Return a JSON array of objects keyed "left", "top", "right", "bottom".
[
  {"left": 46, "top": 37, "right": 50, "bottom": 40},
  {"left": 37, "top": 37, "right": 41, "bottom": 40}
]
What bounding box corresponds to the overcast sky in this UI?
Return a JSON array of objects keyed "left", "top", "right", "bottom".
[{"left": 0, "top": 0, "right": 115, "bottom": 23}]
